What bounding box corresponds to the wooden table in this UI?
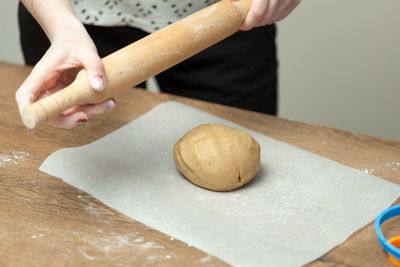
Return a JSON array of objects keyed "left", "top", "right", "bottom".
[{"left": 0, "top": 61, "right": 399, "bottom": 266}]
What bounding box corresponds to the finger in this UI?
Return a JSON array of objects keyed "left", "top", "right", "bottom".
[
  {"left": 15, "top": 83, "right": 38, "bottom": 115},
  {"left": 15, "top": 52, "right": 65, "bottom": 114},
  {"left": 273, "top": 0, "right": 301, "bottom": 22},
  {"left": 80, "top": 51, "right": 106, "bottom": 92},
  {"left": 21, "top": 51, "right": 65, "bottom": 94},
  {"left": 47, "top": 111, "right": 88, "bottom": 129},
  {"left": 241, "top": 0, "right": 270, "bottom": 31},
  {"left": 63, "top": 99, "right": 116, "bottom": 117},
  {"left": 257, "top": 0, "right": 282, "bottom": 26},
  {"left": 16, "top": 67, "right": 59, "bottom": 115},
  {"left": 76, "top": 99, "right": 116, "bottom": 118}
]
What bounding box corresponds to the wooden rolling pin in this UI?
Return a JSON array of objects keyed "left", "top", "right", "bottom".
[{"left": 21, "top": 0, "right": 251, "bottom": 129}]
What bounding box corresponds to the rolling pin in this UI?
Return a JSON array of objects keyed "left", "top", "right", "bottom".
[{"left": 21, "top": 0, "right": 251, "bottom": 129}]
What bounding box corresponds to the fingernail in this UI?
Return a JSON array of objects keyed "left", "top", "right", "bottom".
[
  {"left": 89, "top": 74, "right": 106, "bottom": 92},
  {"left": 104, "top": 100, "right": 116, "bottom": 112},
  {"left": 78, "top": 118, "right": 88, "bottom": 124}
]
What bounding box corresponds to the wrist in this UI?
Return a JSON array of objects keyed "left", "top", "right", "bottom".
[{"left": 47, "top": 16, "right": 86, "bottom": 44}]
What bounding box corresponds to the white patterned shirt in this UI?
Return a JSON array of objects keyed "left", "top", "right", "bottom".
[{"left": 71, "top": 0, "right": 218, "bottom": 33}]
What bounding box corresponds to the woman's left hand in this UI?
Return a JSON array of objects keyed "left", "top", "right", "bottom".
[{"left": 241, "top": 0, "right": 301, "bottom": 30}]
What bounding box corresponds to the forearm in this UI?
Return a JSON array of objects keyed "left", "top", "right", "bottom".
[{"left": 21, "top": 0, "right": 85, "bottom": 42}]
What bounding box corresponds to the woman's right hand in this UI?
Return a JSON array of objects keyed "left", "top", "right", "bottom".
[{"left": 15, "top": 26, "right": 116, "bottom": 129}]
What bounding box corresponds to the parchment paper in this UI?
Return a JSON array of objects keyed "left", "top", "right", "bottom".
[{"left": 40, "top": 101, "right": 400, "bottom": 266}]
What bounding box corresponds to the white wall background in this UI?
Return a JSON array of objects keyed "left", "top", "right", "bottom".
[
  {"left": 1, "top": 1, "right": 23, "bottom": 64},
  {"left": 278, "top": 0, "right": 400, "bottom": 141},
  {"left": 1, "top": 1, "right": 399, "bottom": 140}
]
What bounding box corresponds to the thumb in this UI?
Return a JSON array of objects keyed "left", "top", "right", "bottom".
[
  {"left": 15, "top": 53, "right": 63, "bottom": 115},
  {"left": 81, "top": 51, "right": 107, "bottom": 92}
]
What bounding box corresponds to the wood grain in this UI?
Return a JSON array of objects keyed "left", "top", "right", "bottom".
[{"left": 1, "top": 61, "right": 399, "bottom": 266}]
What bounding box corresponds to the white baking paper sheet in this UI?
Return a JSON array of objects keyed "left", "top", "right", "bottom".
[{"left": 40, "top": 101, "right": 400, "bottom": 266}]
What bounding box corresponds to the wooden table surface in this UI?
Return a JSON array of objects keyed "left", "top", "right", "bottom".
[{"left": 0, "top": 61, "right": 399, "bottom": 266}]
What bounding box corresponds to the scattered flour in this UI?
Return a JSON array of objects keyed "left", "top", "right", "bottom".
[
  {"left": 142, "top": 242, "right": 164, "bottom": 249},
  {"left": 0, "top": 151, "right": 29, "bottom": 167},
  {"left": 76, "top": 232, "right": 166, "bottom": 262},
  {"left": 362, "top": 161, "right": 400, "bottom": 176},
  {"left": 146, "top": 255, "right": 158, "bottom": 261},
  {"left": 146, "top": 254, "right": 173, "bottom": 262},
  {"left": 134, "top": 237, "right": 144, "bottom": 243},
  {"left": 199, "top": 254, "right": 213, "bottom": 263},
  {"left": 386, "top": 161, "right": 400, "bottom": 170},
  {"left": 31, "top": 233, "right": 45, "bottom": 239},
  {"left": 363, "top": 168, "right": 375, "bottom": 175},
  {"left": 78, "top": 247, "right": 96, "bottom": 261},
  {"left": 85, "top": 203, "right": 103, "bottom": 217}
]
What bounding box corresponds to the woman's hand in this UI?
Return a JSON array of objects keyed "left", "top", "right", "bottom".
[
  {"left": 241, "top": 0, "right": 301, "bottom": 30},
  {"left": 15, "top": 27, "right": 115, "bottom": 129}
]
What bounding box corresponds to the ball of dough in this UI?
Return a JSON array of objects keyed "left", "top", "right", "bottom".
[{"left": 173, "top": 123, "right": 260, "bottom": 191}]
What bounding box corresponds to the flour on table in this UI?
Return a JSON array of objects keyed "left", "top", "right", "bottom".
[
  {"left": 75, "top": 231, "right": 166, "bottom": 262},
  {"left": 0, "top": 151, "right": 29, "bottom": 167}
]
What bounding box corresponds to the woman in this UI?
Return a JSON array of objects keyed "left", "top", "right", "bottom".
[{"left": 16, "top": 0, "right": 300, "bottom": 129}]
